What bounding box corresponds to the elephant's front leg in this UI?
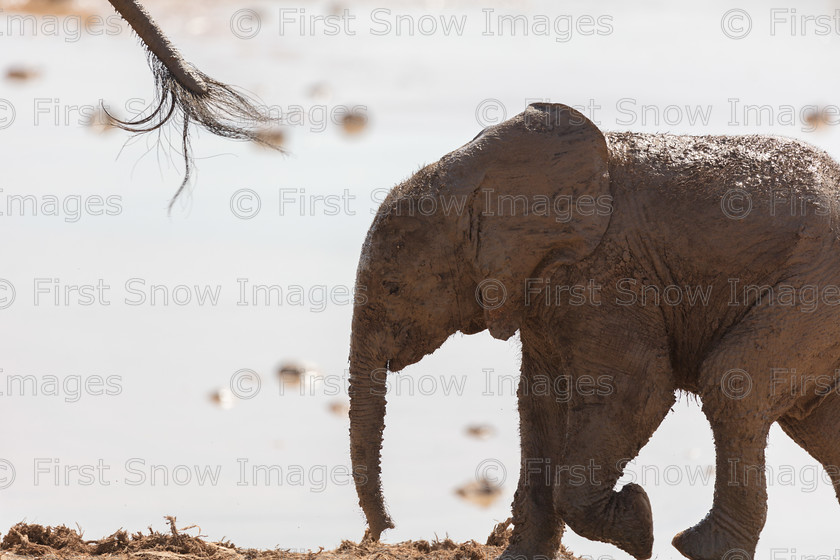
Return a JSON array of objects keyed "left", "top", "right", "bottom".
[
  {"left": 550, "top": 322, "right": 676, "bottom": 560},
  {"left": 502, "top": 346, "right": 567, "bottom": 560}
]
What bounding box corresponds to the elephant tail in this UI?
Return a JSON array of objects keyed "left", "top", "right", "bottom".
[{"left": 106, "top": 0, "right": 279, "bottom": 210}]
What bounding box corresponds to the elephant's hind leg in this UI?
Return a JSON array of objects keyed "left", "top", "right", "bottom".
[
  {"left": 672, "top": 342, "right": 777, "bottom": 560},
  {"left": 671, "top": 414, "right": 771, "bottom": 560},
  {"left": 550, "top": 324, "right": 675, "bottom": 560},
  {"left": 671, "top": 299, "right": 832, "bottom": 560},
  {"left": 674, "top": 290, "right": 840, "bottom": 560},
  {"left": 779, "top": 390, "right": 840, "bottom": 502}
]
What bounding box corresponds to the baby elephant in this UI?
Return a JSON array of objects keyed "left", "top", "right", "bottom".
[{"left": 347, "top": 102, "right": 840, "bottom": 560}]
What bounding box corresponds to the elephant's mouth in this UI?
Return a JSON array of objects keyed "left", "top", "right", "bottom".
[
  {"left": 387, "top": 344, "right": 425, "bottom": 373},
  {"left": 386, "top": 358, "right": 404, "bottom": 373}
]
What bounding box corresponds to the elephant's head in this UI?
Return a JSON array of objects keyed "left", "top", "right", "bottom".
[{"left": 348, "top": 103, "right": 612, "bottom": 539}]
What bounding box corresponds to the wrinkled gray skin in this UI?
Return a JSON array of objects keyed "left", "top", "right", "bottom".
[{"left": 348, "top": 103, "right": 840, "bottom": 560}]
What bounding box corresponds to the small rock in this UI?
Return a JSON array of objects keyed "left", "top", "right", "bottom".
[
  {"left": 5, "top": 66, "right": 38, "bottom": 81},
  {"left": 276, "top": 361, "right": 317, "bottom": 387},
  {"left": 455, "top": 478, "right": 503, "bottom": 508},
  {"left": 804, "top": 106, "right": 832, "bottom": 131},
  {"left": 465, "top": 424, "right": 496, "bottom": 440},
  {"left": 209, "top": 387, "right": 234, "bottom": 410},
  {"left": 341, "top": 109, "right": 368, "bottom": 135},
  {"left": 327, "top": 400, "right": 349, "bottom": 417}
]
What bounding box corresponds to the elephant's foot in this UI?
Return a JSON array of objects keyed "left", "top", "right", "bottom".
[
  {"left": 605, "top": 483, "right": 654, "bottom": 560},
  {"left": 559, "top": 483, "right": 653, "bottom": 560},
  {"left": 500, "top": 521, "right": 562, "bottom": 560},
  {"left": 672, "top": 515, "right": 756, "bottom": 560},
  {"left": 360, "top": 518, "right": 395, "bottom": 544}
]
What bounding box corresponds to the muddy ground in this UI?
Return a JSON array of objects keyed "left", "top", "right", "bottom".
[{"left": 0, "top": 518, "right": 580, "bottom": 560}]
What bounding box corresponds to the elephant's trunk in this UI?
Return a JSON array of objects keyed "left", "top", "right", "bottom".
[
  {"left": 107, "top": 0, "right": 207, "bottom": 94},
  {"left": 348, "top": 337, "right": 394, "bottom": 541}
]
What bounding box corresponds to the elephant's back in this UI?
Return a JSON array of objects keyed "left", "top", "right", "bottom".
[
  {"left": 600, "top": 132, "right": 840, "bottom": 385},
  {"left": 605, "top": 131, "right": 840, "bottom": 247},
  {"left": 606, "top": 132, "right": 840, "bottom": 202}
]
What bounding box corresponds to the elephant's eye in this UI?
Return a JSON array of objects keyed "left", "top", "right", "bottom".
[{"left": 383, "top": 281, "right": 400, "bottom": 295}]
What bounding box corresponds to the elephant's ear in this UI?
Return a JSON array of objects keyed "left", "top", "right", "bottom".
[{"left": 441, "top": 103, "right": 611, "bottom": 340}]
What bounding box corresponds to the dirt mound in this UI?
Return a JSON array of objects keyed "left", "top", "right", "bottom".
[
  {"left": 1, "top": 517, "right": 231, "bottom": 558},
  {"left": 0, "top": 517, "right": 580, "bottom": 560}
]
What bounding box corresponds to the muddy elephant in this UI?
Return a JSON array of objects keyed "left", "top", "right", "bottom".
[
  {"left": 347, "top": 102, "right": 840, "bottom": 560},
  {"left": 103, "top": 0, "right": 272, "bottom": 205}
]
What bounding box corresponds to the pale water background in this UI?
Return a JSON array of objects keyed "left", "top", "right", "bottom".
[{"left": 2, "top": 0, "right": 840, "bottom": 558}]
